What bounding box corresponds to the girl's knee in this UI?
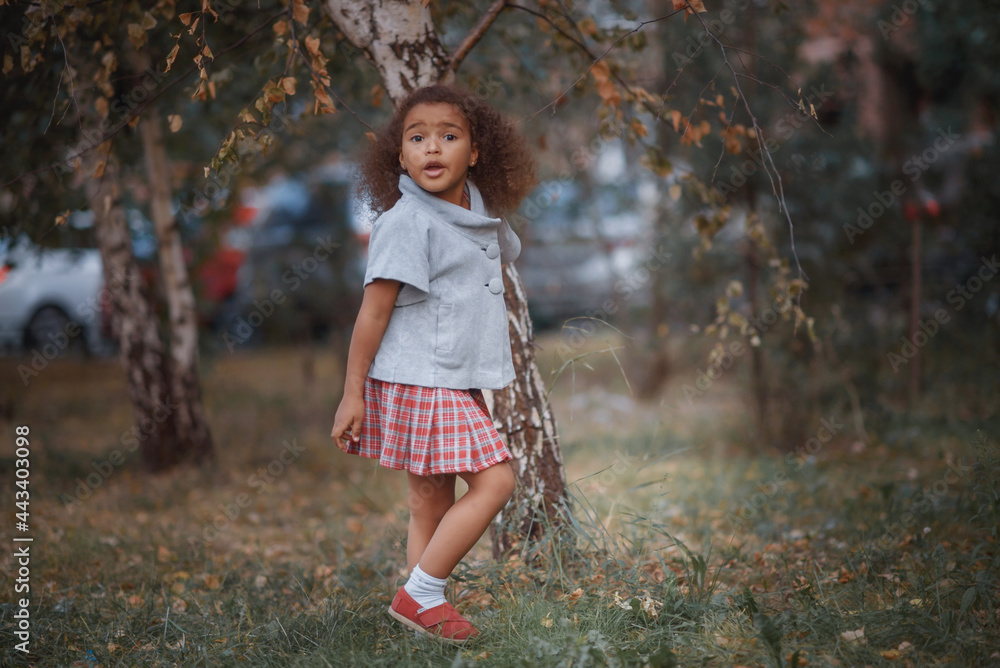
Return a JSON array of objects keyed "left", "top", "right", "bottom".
[{"left": 493, "top": 462, "right": 516, "bottom": 503}]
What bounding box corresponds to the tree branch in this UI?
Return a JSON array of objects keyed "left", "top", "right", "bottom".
[
  {"left": 444, "top": 0, "right": 508, "bottom": 78},
  {"left": 507, "top": 3, "right": 683, "bottom": 122},
  {"left": 2, "top": 10, "right": 285, "bottom": 190}
]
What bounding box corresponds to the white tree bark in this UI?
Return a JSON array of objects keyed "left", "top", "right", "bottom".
[
  {"left": 139, "top": 106, "right": 213, "bottom": 460},
  {"left": 324, "top": 0, "right": 448, "bottom": 100}
]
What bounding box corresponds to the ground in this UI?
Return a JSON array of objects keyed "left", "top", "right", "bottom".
[{"left": 0, "top": 332, "right": 997, "bottom": 666}]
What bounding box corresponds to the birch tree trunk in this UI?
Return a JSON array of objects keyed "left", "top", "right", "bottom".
[
  {"left": 87, "top": 144, "right": 181, "bottom": 472},
  {"left": 324, "top": 0, "right": 567, "bottom": 558},
  {"left": 138, "top": 107, "right": 214, "bottom": 464}
]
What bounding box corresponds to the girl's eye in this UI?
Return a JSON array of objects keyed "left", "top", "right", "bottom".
[
  {"left": 410, "top": 135, "right": 423, "bottom": 142},
  {"left": 444, "top": 134, "right": 457, "bottom": 141}
]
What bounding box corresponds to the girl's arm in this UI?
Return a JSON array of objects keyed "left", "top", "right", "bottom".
[{"left": 331, "top": 278, "right": 400, "bottom": 450}]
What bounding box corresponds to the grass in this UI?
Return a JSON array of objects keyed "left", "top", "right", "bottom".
[{"left": 0, "top": 334, "right": 998, "bottom": 666}]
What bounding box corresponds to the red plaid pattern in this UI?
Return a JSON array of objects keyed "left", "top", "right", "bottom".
[{"left": 345, "top": 378, "right": 512, "bottom": 476}]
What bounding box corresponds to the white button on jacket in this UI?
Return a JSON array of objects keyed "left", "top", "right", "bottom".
[{"left": 363, "top": 175, "right": 521, "bottom": 390}]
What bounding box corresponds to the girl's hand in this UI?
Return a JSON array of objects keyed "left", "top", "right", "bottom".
[{"left": 331, "top": 394, "right": 364, "bottom": 451}]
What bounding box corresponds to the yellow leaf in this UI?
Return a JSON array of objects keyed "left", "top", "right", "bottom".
[
  {"left": 540, "top": 612, "right": 553, "bottom": 628},
  {"left": 291, "top": 0, "right": 310, "bottom": 25},
  {"left": 179, "top": 12, "right": 194, "bottom": 26},
  {"left": 305, "top": 35, "right": 321, "bottom": 57},
  {"left": 202, "top": 0, "right": 218, "bottom": 20},
  {"left": 590, "top": 60, "right": 611, "bottom": 83},
  {"left": 127, "top": 24, "right": 147, "bottom": 50},
  {"left": 669, "top": 184, "right": 682, "bottom": 202},
  {"left": 55, "top": 210, "right": 70, "bottom": 226},
  {"left": 93, "top": 160, "right": 106, "bottom": 179},
  {"left": 577, "top": 17, "right": 597, "bottom": 37},
  {"left": 672, "top": 0, "right": 707, "bottom": 14},
  {"left": 202, "top": 44, "right": 213, "bottom": 59},
  {"left": 141, "top": 11, "right": 157, "bottom": 30},
  {"left": 596, "top": 79, "right": 621, "bottom": 107},
  {"left": 2, "top": 53, "right": 12, "bottom": 75},
  {"left": 274, "top": 20, "right": 288, "bottom": 36},
  {"left": 165, "top": 44, "right": 179, "bottom": 73},
  {"left": 630, "top": 118, "right": 647, "bottom": 137},
  {"left": 670, "top": 109, "right": 682, "bottom": 132},
  {"left": 280, "top": 76, "right": 297, "bottom": 95},
  {"left": 95, "top": 97, "right": 108, "bottom": 118},
  {"left": 168, "top": 114, "right": 182, "bottom": 132}
]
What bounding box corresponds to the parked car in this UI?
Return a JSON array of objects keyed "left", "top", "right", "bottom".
[
  {"left": 218, "top": 167, "right": 369, "bottom": 347},
  {"left": 0, "top": 235, "right": 112, "bottom": 357},
  {"left": 515, "top": 179, "right": 654, "bottom": 327}
]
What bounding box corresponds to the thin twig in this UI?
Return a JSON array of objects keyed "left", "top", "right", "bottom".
[
  {"left": 507, "top": 3, "right": 684, "bottom": 122},
  {"left": 43, "top": 6, "right": 83, "bottom": 134},
  {"left": 687, "top": 1, "right": 809, "bottom": 287}
]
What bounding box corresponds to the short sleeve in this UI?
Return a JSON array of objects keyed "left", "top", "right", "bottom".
[
  {"left": 498, "top": 217, "right": 521, "bottom": 264},
  {"left": 363, "top": 210, "right": 430, "bottom": 298}
]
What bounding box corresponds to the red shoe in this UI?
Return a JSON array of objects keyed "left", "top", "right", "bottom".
[{"left": 387, "top": 587, "right": 480, "bottom": 645}]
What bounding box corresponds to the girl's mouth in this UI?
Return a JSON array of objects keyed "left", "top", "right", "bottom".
[{"left": 423, "top": 162, "right": 445, "bottom": 177}]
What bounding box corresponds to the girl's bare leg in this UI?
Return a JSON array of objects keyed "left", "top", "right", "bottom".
[
  {"left": 406, "top": 472, "right": 457, "bottom": 574},
  {"left": 414, "top": 462, "right": 516, "bottom": 579}
]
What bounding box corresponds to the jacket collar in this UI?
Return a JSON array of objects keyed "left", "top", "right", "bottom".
[{"left": 398, "top": 174, "right": 500, "bottom": 231}]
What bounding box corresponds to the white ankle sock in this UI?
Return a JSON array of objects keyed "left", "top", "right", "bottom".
[{"left": 403, "top": 564, "right": 447, "bottom": 612}]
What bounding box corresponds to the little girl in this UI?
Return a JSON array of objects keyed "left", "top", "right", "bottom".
[{"left": 331, "top": 84, "right": 536, "bottom": 644}]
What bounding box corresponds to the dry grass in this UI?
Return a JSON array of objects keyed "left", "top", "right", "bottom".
[{"left": 0, "top": 333, "right": 998, "bottom": 666}]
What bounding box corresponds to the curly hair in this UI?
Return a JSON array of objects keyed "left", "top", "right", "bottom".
[{"left": 356, "top": 84, "right": 537, "bottom": 218}]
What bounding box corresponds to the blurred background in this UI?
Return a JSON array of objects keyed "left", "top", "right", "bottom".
[{"left": 1, "top": 1, "right": 999, "bottom": 664}]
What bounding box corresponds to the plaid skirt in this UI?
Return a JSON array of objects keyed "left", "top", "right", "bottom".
[{"left": 344, "top": 378, "right": 512, "bottom": 476}]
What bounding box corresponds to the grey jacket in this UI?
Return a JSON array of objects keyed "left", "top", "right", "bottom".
[{"left": 363, "top": 175, "right": 521, "bottom": 390}]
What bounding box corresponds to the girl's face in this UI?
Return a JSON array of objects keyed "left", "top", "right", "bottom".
[{"left": 399, "top": 102, "right": 479, "bottom": 208}]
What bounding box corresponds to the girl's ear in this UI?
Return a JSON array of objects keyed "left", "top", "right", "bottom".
[
  {"left": 399, "top": 151, "right": 406, "bottom": 172},
  {"left": 470, "top": 144, "right": 479, "bottom": 168}
]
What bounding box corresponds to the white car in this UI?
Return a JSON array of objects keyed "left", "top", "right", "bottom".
[{"left": 0, "top": 235, "right": 111, "bottom": 357}]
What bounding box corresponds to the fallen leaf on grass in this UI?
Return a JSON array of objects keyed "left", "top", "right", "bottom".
[
  {"left": 562, "top": 587, "right": 584, "bottom": 603},
  {"left": 612, "top": 592, "right": 633, "bottom": 610},
  {"left": 840, "top": 627, "right": 865, "bottom": 644},
  {"left": 540, "top": 612, "right": 553, "bottom": 628}
]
